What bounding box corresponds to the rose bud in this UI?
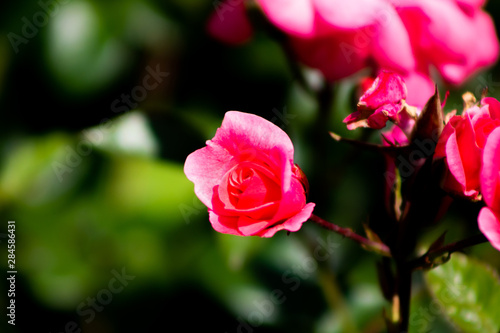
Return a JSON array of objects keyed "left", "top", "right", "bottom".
[{"left": 184, "top": 111, "right": 315, "bottom": 237}]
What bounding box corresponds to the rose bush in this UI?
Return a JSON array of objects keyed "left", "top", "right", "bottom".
[
  {"left": 434, "top": 97, "right": 500, "bottom": 199},
  {"left": 478, "top": 127, "right": 500, "bottom": 251},
  {"left": 184, "top": 111, "right": 315, "bottom": 237},
  {"left": 208, "top": 0, "right": 498, "bottom": 107}
]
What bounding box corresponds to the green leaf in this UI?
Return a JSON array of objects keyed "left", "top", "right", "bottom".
[
  {"left": 363, "top": 223, "right": 383, "bottom": 244},
  {"left": 425, "top": 253, "right": 500, "bottom": 333}
]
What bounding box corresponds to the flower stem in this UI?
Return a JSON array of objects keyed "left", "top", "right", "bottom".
[
  {"left": 410, "top": 233, "right": 488, "bottom": 270},
  {"left": 309, "top": 214, "right": 391, "bottom": 257}
]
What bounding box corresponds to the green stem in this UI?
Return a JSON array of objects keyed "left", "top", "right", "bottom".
[{"left": 309, "top": 214, "right": 391, "bottom": 257}]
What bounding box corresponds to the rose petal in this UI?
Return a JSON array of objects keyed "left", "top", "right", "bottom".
[
  {"left": 257, "top": 203, "right": 315, "bottom": 237},
  {"left": 359, "top": 71, "right": 407, "bottom": 110},
  {"left": 481, "top": 127, "right": 500, "bottom": 211},
  {"left": 268, "top": 146, "right": 293, "bottom": 194},
  {"left": 478, "top": 207, "right": 500, "bottom": 251},
  {"left": 466, "top": 11, "right": 499, "bottom": 73},
  {"left": 455, "top": 0, "right": 486, "bottom": 10},
  {"left": 256, "top": 0, "right": 315, "bottom": 37},
  {"left": 434, "top": 115, "right": 459, "bottom": 160},
  {"left": 382, "top": 124, "right": 408, "bottom": 146},
  {"left": 472, "top": 117, "right": 500, "bottom": 149},
  {"left": 397, "top": 0, "right": 499, "bottom": 84},
  {"left": 184, "top": 141, "right": 236, "bottom": 209},
  {"left": 343, "top": 111, "right": 362, "bottom": 125},
  {"left": 370, "top": 6, "right": 416, "bottom": 73},
  {"left": 236, "top": 174, "right": 313, "bottom": 236},
  {"left": 237, "top": 173, "right": 279, "bottom": 209},
  {"left": 402, "top": 71, "right": 435, "bottom": 108},
  {"left": 290, "top": 32, "right": 369, "bottom": 81},
  {"left": 207, "top": 0, "right": 253, "bottom": 45},
  {"left": 402, "top": 1, "right": 468, "bottom": 63},
  {"left": 237, "top": 216, "right": 274, "bottom": 236},
  {"left": 313, "top": 0, "right": 386, "bottom": 29},
  {"left": 445, "top": 113, "right": 482, "bottom": 194},
  {"left": 468, "top": 105, "right": 491, "bottom": 125},
  {"left": 366, "top": 108, "right": 390, "bottom": 129},
  {"left": 217, "top": 161, "right": 281, "bottom": 210},
  {"left": 212, "top": 189, "right": 280, "bottom": 220},
  {"left": 482, "top": 97, "right": 500, "bottom": 120},
  {"left": 212, "top": 111, "right": 295, "bottom": 165},
  {"left": 273, "top": 175, "right": 308, "bottom": 223},
  {"left": 456, "top": 115, "right": 483, "bottom": 193},
  {"left": 209, "top": 211, "right": 242, "bottom": 236}
]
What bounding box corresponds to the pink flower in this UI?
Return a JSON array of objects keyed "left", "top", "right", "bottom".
[
  {"left": 344, "top": 71, "right": 408, "bottom": 130},
  {"left": 184, "top": 111, "right": 315, "bottom": 237},
  {"left": 208, "top": 0, "right": 498, "bottom": 107},
  {"left": 207, "top": 1, "right": 252, "bottom": 45},
  {"left": 434, "top": 97, "right": 500, "bottom": 199},
  {"left": 478, "top": 127, "right": 500, "bottom": 251},
  {"left": 396, "top": 0, "right": 499, "bottom": 85}
]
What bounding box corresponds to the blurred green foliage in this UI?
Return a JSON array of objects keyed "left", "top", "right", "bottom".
[
  {"left": 0, "top": 1, "right": 500, "bottom": 332},
  {"left": 426, "top": 253, "right": 500, "bottom": 332}
]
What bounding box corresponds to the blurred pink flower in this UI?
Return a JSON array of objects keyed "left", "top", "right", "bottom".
[
  {"left": 396, "top": 0, "right": 498, "bottom": 85},
  {"left": 478, "top": 127, "right": 500, "bottom": 251},
  {"left": 208, "top": 0, "right": 498, "bottom": 107},
  {"left": 207, "top": 1, "right": 252, "bottom": 45},
  {"left": 184, "top": 111, "right": 315, "bottom": 237}
]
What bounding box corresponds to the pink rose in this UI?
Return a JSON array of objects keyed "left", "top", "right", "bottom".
[
  {"left": 434, "top": 97, "right": 500, "bottom": 199},
  {"left": 396, "top": 0, "right": 499, "bottom": 85},
  {"left": 207, "top": 1, "right": 253, "bottom": 45},
  {"left": 184, "top": 111, "right": 315, "bottom": 237},
  {"left": 208, "top": 0, "right": 498, "bottom": 107},
  {"left": 478, "top": 127, "right": 500, "bottom": 251},
  {"left": 344, "top": 71, "right": 408, "bottom": 130}
]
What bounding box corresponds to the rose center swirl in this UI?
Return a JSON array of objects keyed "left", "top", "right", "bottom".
[{"left": 220, "top": 161, "right": 282, "bottom": 210}]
